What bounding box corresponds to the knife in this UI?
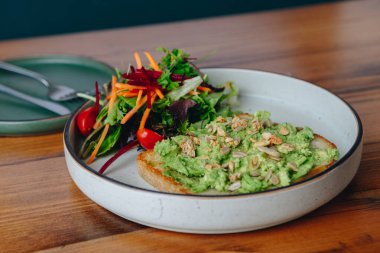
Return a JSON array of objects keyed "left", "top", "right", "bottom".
[{"left": 0, "top": 83, "right": 71, "bottom": 116}]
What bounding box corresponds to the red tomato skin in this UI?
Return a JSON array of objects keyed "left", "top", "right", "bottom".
[
  {"left": 76, "top": 107, "right": 98, "bottom": 136},
  {"left": 137, "top": 128, "right": 164, "bottom": 150}
]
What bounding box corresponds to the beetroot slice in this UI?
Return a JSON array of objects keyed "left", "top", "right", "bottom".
[
  {"left": 98, "top": 140, "right": 138, "bottom": 175},
  {"left": 94, "top": 81, "right": 100, "bottom": 111},
  {"left": 122, "top": 67, "right": 191, "bottom": 88}
]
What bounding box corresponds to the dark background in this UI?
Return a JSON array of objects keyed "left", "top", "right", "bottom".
[{"left": 2, "top": 0, "right": 336, "bottom": 40}]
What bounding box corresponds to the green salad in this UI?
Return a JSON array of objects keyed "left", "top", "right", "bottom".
[{"left": 76, "top": 48, "right": 237, "bottom": 172}]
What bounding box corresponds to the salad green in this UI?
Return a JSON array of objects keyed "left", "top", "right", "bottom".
[{"left": 78, "top": 48, "right": 237, "bottom": 167}]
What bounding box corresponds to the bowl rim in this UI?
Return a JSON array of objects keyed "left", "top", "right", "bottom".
[{"left": 64, "top": 68, "right": 363, "bottom": 199}]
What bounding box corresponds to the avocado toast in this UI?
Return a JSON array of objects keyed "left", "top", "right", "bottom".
[{"left": 137, "top": 111, "right": 339, "bottom": 194}]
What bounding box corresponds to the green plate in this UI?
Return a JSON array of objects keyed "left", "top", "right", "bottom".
[{"left": 0, "top": 55, "right": 115, "bottom": 136}]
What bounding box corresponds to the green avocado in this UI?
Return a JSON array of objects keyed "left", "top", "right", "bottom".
[{"left": 154, "top": 111, "right": 339, "bottom": 193}]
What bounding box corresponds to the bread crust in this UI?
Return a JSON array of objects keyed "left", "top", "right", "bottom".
[
  {"left": 137, "top": 151, "right": 191, "bottom": 194},
  {"left": 295, "top": 134, "right": 336, "bottom": 182},
  {"left": 137, "top": 133, "right": 337, "bottom": 194}
]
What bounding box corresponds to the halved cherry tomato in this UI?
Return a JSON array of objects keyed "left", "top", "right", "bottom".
[
  {"left": 137, "top": 128, "right": 164, "bottom": 150},
  {"left": 77, "top": 82, "right": 100, "bottom": 136},
  {"left": 76, "top": 106, "right": 98, "bottom": 136}
]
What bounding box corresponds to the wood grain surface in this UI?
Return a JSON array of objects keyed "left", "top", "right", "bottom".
[{"left": 1, "top": 0, "right": 379, "bottom": 252}]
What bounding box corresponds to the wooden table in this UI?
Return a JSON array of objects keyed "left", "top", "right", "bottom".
[{"left": 1, "top": 0, "right": 379, "bottom": 252}]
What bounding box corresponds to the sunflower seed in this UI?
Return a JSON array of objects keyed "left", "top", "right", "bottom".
[
  {"left": 221, "top": 146, "right": 231, "bottom": 155},
  {"left": 251, "top": 120, "right": 261, "bottom": 133},
  {"left": 205, "top": 135, "right": 217, "bottom": 141},
  {"left": 264, "top": 169, "right": 273, "bottom": 181},
  {"left": 216, "top": 127, "right": 226, "bottom": 137},
  {"left": 269, "top": 135, "right": 283, "bottom": 145},
  {"left": 269, "top": 155, "right": 281, "bottom": 161},
  {"left": 225, "top": 137, "right": 234, "bottom": 143},
  {"left": 271, "top": 174, "right": 280, "bottom": 185},
  {"left": 279, "top": 127, "right": 289, "bottom": 136},
  {"left": 262, "top": 132, "right": 272, "bottom": 140},
  {"left": 233, "top": 137, "right": 241, "bottom": 146},
  {"left": 228, "top": 181, "right": 241, "bottom": 191},
  {"left": 287, "top": 162, "right": 298, "bottom": 171},
  {"left": 180, "top": 139, "right": 195, "bottom": 157},
  {"left": 279, "top": 143, "right": 294, "bottom": 152},
  {"left": 233, "top": 126, "right": 245, "bottom": 132},
  {"left": 211, "top": 164, "right": 221, "bottom": 169},
  {"left": 216, "top": 116, "right": 226, "bottom": 123},
  {"left": 229, "top": 173, "right": 241, "bottom": 182},
  {"left": 206, "top": 124, "right": 217, "bottom": 134},
  {"left": 257, "top": 146, "right": 281, "bottom": 158},
  {"left": 190, "top": 136, "right": 201, "bottom": 145},
  {"left": 253, "top": 140, "right": 270, "bottom": 147},
  {"left": 231, "top": 116, "right": 248, "bottom": 131},
  {"left": 228, "top": 161, "right": 235, "bottom": 171},
  {"left": 251, "top": 156, "right": 260, "bottom": 169},
  {"left": 232, "top": 151, "right": 247, "bottom": 158}
]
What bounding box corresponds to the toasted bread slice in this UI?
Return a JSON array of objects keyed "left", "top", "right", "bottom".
[
  {"left": 137, "top": 134, "right": 337, "bottom": 194},
  {"left": 296, "top": 134, "right": 336, "bottom": 182},
  {"left": 137, "top": 150, "right": 191, "bottom": 194}
]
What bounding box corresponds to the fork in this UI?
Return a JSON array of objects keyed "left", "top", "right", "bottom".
[
  {"left": 0, "top": 83, "right": 71, "bottom": 115},
  {"left": 0, "top": 61, "right": 78, "bottom": 101}
]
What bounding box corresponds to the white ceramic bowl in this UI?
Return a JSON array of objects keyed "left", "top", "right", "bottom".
[{"left": 64, "top": 68, "right": 362, "bottom": 234}]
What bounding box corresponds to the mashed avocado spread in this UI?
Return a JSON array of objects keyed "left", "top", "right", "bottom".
[{"left": 154, "top": 111, "right": 339, "bottom": 193}]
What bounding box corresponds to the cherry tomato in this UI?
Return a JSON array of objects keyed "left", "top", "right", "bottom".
[
  {"left": 76, "top": 106, "right": 98, "bottom": 136},
  {"left": 137, "top": 128, "right": 164, "bottom": 150},
  {"left": 77, "top": 82, "right": 100, "bottom": 136}
]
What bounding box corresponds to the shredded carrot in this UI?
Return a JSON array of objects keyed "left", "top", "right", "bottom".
[
  {"left": 120, "top": 95, "right": 147, "bottom": 124},
  {"left": 94, "top": 76, "right": 118, "bottom": 129},
  {"left": 108, "top": 76, "right": 118, "bottom": 112},
  {"left": 116, "top": 83, "right": 147, "bottom": 90},
  {"left": 136, "top": 89, "right": 143, "bottom": 104},
  {"left": 197, "top": 86, "right": 212, "bottom": 92},
  {"left": 87, "top": 124, "right": 110, "bottom": 164},
  {"left": 134, "top": 52, "right": 142, "bottom": 68},
  {"left": 139, "top": 93, "right": 157, "bottom": 130},
  {"left": 117, "top": 92, "right": 139, "bottom": 97},
  {"left": 144, "top": 52, "right": 161, "bottom": 71},
  {"left": 93, "top": 113, "right": 105, "bottom": 129},
  {"left": 188, "top": 90, "right": 199, "bottom": 96},
  {"left": 87, "top": 76, "right": 117, "bottom": 164},
  {"left": 139, "top": 108, "right": 151, "bottom": 130},
  {"left": 155, "top": 88, "right": 164, "bottom": 99}
]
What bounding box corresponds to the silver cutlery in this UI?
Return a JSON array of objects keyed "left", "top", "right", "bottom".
[
  {"left": 0, "top": 83, "right": 71, "bottom": 115},
  {"left": 0, "top": 61, "right": 78, "bottom": 101}
]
